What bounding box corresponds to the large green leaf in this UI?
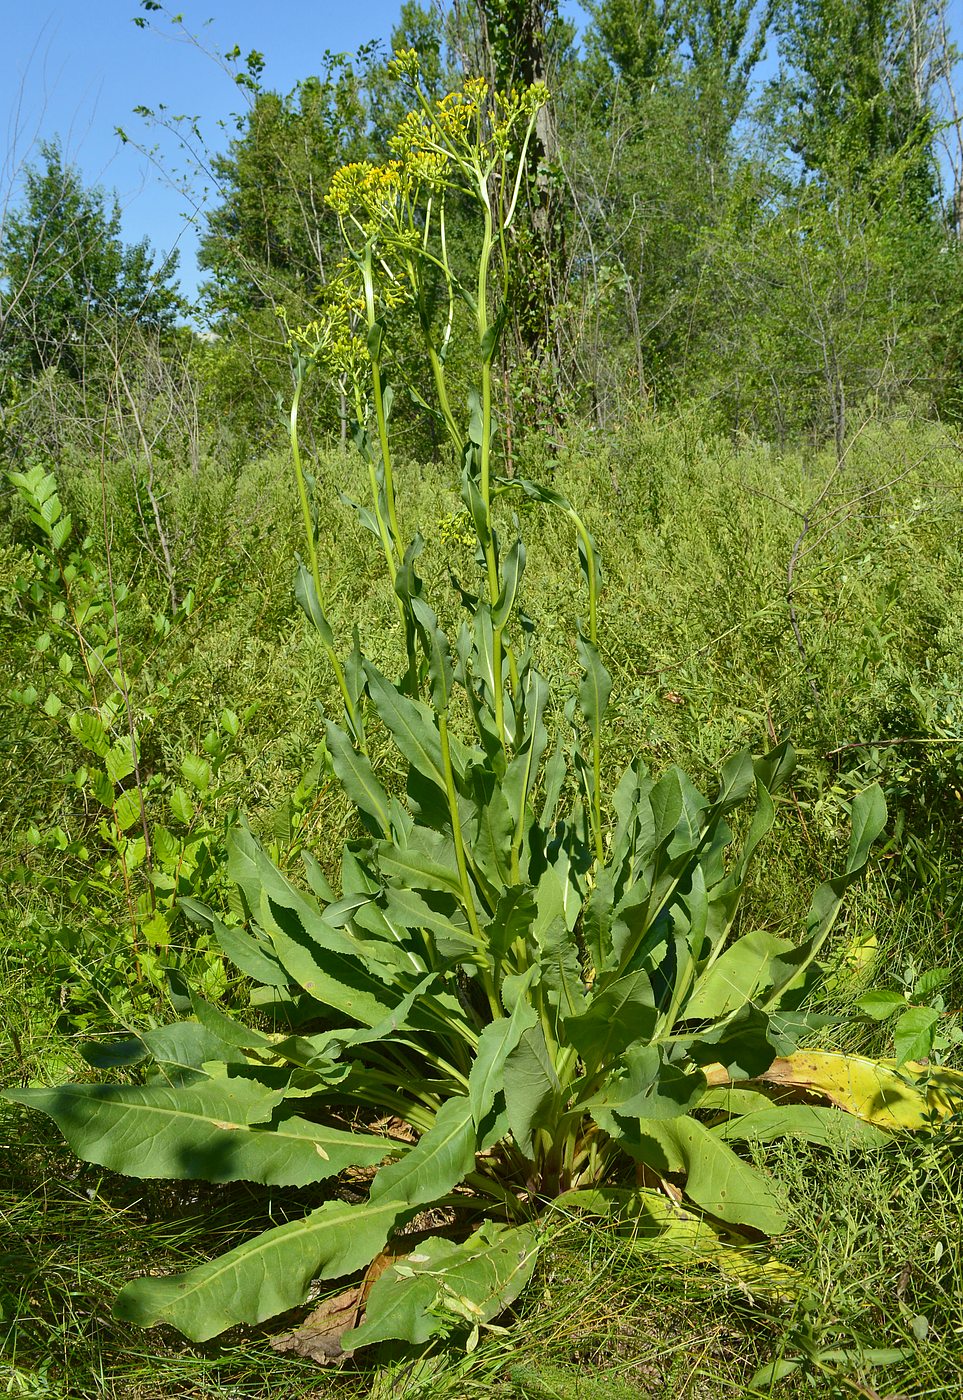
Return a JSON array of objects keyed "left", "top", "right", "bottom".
[
  {"left": 380, "top": 885, "right": 478, "bottom": 959},
  {"left": 261, "top": 912, "right": 402, "bottom": 1026},
  {"left": 115, "top": 1197, "right": 404, "bottom": 1340},
  {"left": 294, "top": 562, "right": 336, "bottom": 647},
  {"left": 585, "top": 1047, "right": 707, "bottom": 1121},
  {"left": 501, "top": 667, "right": 548, "bottom": 833},
  {"left": 576, "top": 629, "right": 612, "bottom": 735},
  {"left": 234, "top": 827, "right": 411, "bottom": 977},
  {"left": 686, "top": 928, "right": 795, "bottom": 1020},
  {"left": 846, "top": 783, "right": 887, "bottom": 873},
  {"left": 466, "top": 764, "right": 515, "bottom": 890},
  {"left": 467, "top": 988, "right": 538, "bottom": 1127},
  {"left": 378, "top": 828, "right": 464, "bottom": 898},
  {"left": 345, "top": 1222, "right": 539, "bottom": 1349},
  {"left": 370, "top": 1094, "right": 478, "bottom": 1209},
  {"left": 136, "top": 1021, "right": 248, "bottom": 1078},
  {"left": 601, "top": 1113, "right": 787, "bottom": 1234},
  {"left": 714, "top": 1103, "right": 888, "bottom": 1148},
  {"left": 324, "top": 720, "right": 391, "bottom": 835},
  {"left": 409, "top": 595, "right": 455, "bottom": 715},
  {"left": 492, "top": 539, "right": 526, "bottom": 630},
  {"left": 502, "top": 1023, "right": 562, "bottom": 1155},
  {"left": 486, "top": 886, "right": 537, "bottom": 965},
  {"left": 582, "top": 869, "right": 614, "bottom": 975},
  {"left": 188, "top": 993, "right": 274, "bottom": 1051},
  {"left": 555, "top": 1187, "right": 801, "bottom": 1300},
  {"left": 531, "top": 865, "right": 585, "bottom": 1019},
  {"left": 4, "top": 1079, "right": 393, "bottom": 1185},
  {"left": 684, "top": 1003, "right": 780, "bottom": 1079},
  {"left": 212, "top": 918, "right": 288, "bottom": 988},
  {"left": 564, "top": 968, "right": 657, "bottom": 1070},
  {"left": 364, "top": 661, "right": 456, "bottom": 792},
  {"left": 712, "top": 750, "right": 756, "bottom": 813}
]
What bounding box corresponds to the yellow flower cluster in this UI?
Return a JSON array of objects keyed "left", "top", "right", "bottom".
[
  {"left": 288, "top": 59, "right": 550, "bottom": 396},
  {"left": 279, "top": 280, "right": 369, "bottom": 385},
  {"left": 437, "top": 508, "right": 476, "bottom": 553},
  {"left": 327, "top": 53, "right": 549, "bottom": 236}
]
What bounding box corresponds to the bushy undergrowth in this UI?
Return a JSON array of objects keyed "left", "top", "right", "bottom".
[
  {"left": 3, "top": 406, "right": 963, "bottom": 1396},
  {"left": 4, "top": 416, "right": 963, "bottom": 1016}
]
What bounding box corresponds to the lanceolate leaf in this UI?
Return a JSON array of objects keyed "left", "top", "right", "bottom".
[
  {"left": 576, "top": 628, "right": 612, "bottom": 734},
  {"left": 370, "top": 1095, "right": 478, "bottom": 1209},
  {"left": 492, "top": 538, "right": 526, "bottom": 630},
  {"left": 212, "top": 918, "right": 288, "bottom": 988},
  {"left": 8, "top": 1080, "right": 282, "bottom": 1183},
  {"left": 714, "top": 1103, "right": 888, "bottom": 1148},
  {"left": 345, "top": 1222, "right": 539, "bottom": 1349},
  {"left": 294, "top": 561, "right": 336, "bottom": 647},
  {"left": 114, "top": 1197, "right": 405, "bottom": 1341},
  {"left": 846, "top": 784, "right": 887, "bottom": 873},
  {"left": 258, "top": 911, "right": 403, "bottom": 1026},
  {"left": 604, "top": 1114, "right": 787, "bottom": 1235},
  {"left": 753, "top": 1052, "right": 963, "bottom": 1129},
  {"left": 467, "top": 765, "right": 515, "bottom": 890},
  {"left": 324, "top": 720, "right": 391, "bottom": 834},
  {"left": 686, "top": 928, "right": 796, "bottom": 1020},
  {"left": 503, "top": 1023, "right": 561, "bottom": 1155},
  {"left": 136, "top": 1021, "right": 249, "bottom": 1077},
  {"left": 467, "top": 987, "right": 538, "bottom": 1127},
  {"left": 188, "top": 992, "right": 274, "bottom": 1051},
  {"left": 378, "top": 830, "right": 464, "bottom": 897},
  {"left": 364, "top": 662, "right": 454, "bottom": 793},
  {"left": 11, "top": 1078, "right": 400, "bottom": 1186},
  {"left": 380, "top": 885, "right": 478, "bottom": 957}
]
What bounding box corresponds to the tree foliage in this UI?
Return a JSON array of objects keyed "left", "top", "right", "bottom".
[{"left": 0, "top": 141, "right": 180, "bottom": 381}]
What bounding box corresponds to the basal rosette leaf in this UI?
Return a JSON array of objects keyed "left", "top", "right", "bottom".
[
  {"left": 596, "top": 1111, "right": 787, "bottom": 1235},
  {"left": 554, "top": 1187, "right": 802, "bottom": 1302},
  {"left": 344, "top": 1222, "right": 539, "bottom": 1349},
  {"left": 114, "top": 1197, "right": 406, "bottom": 1341},
  {"left": 750, "top": 1052, "right": 963, "bottom": 1130},
  {"left": 6, "top": 1079, "right": 398, "bottom": 1186}
]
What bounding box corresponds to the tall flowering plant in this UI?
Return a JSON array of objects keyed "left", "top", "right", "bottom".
[{"left": 10, "top": 58, "right": 961, "bottom": 1359}]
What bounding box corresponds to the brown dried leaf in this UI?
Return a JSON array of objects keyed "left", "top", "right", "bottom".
[
  {"left": 271, "top": 1286, "right": 363, "bottom": 1364},
  {"left": 270, "top": 1249, "right": 401, "bottom": 1366}
]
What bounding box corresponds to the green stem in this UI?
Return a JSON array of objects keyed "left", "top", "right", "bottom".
[
  {"left": 361, "top": 247, "right": 404, "bottom": 564},
  {"left": 476, "top": 193, "right": 512, "bottom": 750},
  {"left": 290, "top": 368, "right": 364, "bottom": 748},
  {"left": 568, "top": 508, "right": 603, "bottom": 861},
  {"left": 438, "top": 710, "right": 500, "bottom": 1017}
]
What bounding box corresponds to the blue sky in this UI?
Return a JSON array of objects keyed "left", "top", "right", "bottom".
[
  {"left": 4, "top": 1, "right": 587, "bottom": 301},
  {"left": 6, "top": 2, "right": 962, "bottom": 304}
]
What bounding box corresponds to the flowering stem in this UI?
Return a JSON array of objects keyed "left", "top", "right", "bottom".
[
  {"left": 289, "top": 367, "right": 365, "bottom": 748},
  {"left": 362, "top": 246, "right": 403, "bottom": 566}
]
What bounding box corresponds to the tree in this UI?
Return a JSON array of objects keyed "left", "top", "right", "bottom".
[
  {"left": 772, "top": 0, "right": 940, "bottom": 211},
  {"left": 0, "top": 141, "right": 180, "bottom": 382},
  {"left": 198, "top": 61, "right": 368, "bottom": 321},
  {"left": 556, "top": 2, "right": 771, "bottom": 423},
  {"left": 583, "top": 0, "right": 681, "bottom": 95},
  {"left": 699, "top": 160, "right": 953, "bottom": 451},
  {"left": 681, "top": 0, "right": 774, "bottom": 160}
]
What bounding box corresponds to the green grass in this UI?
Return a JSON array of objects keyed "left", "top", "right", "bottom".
[{"left": 2, "top": 413, "right": 963, "bottom": 1396}]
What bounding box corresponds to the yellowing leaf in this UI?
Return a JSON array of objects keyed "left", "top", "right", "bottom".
[
  {"left": 555, "top": 1188, "right": 801, "bottom": 1302},
  {"left": 755, "top": 1052, "right": 963, "bottom": 1130}
]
